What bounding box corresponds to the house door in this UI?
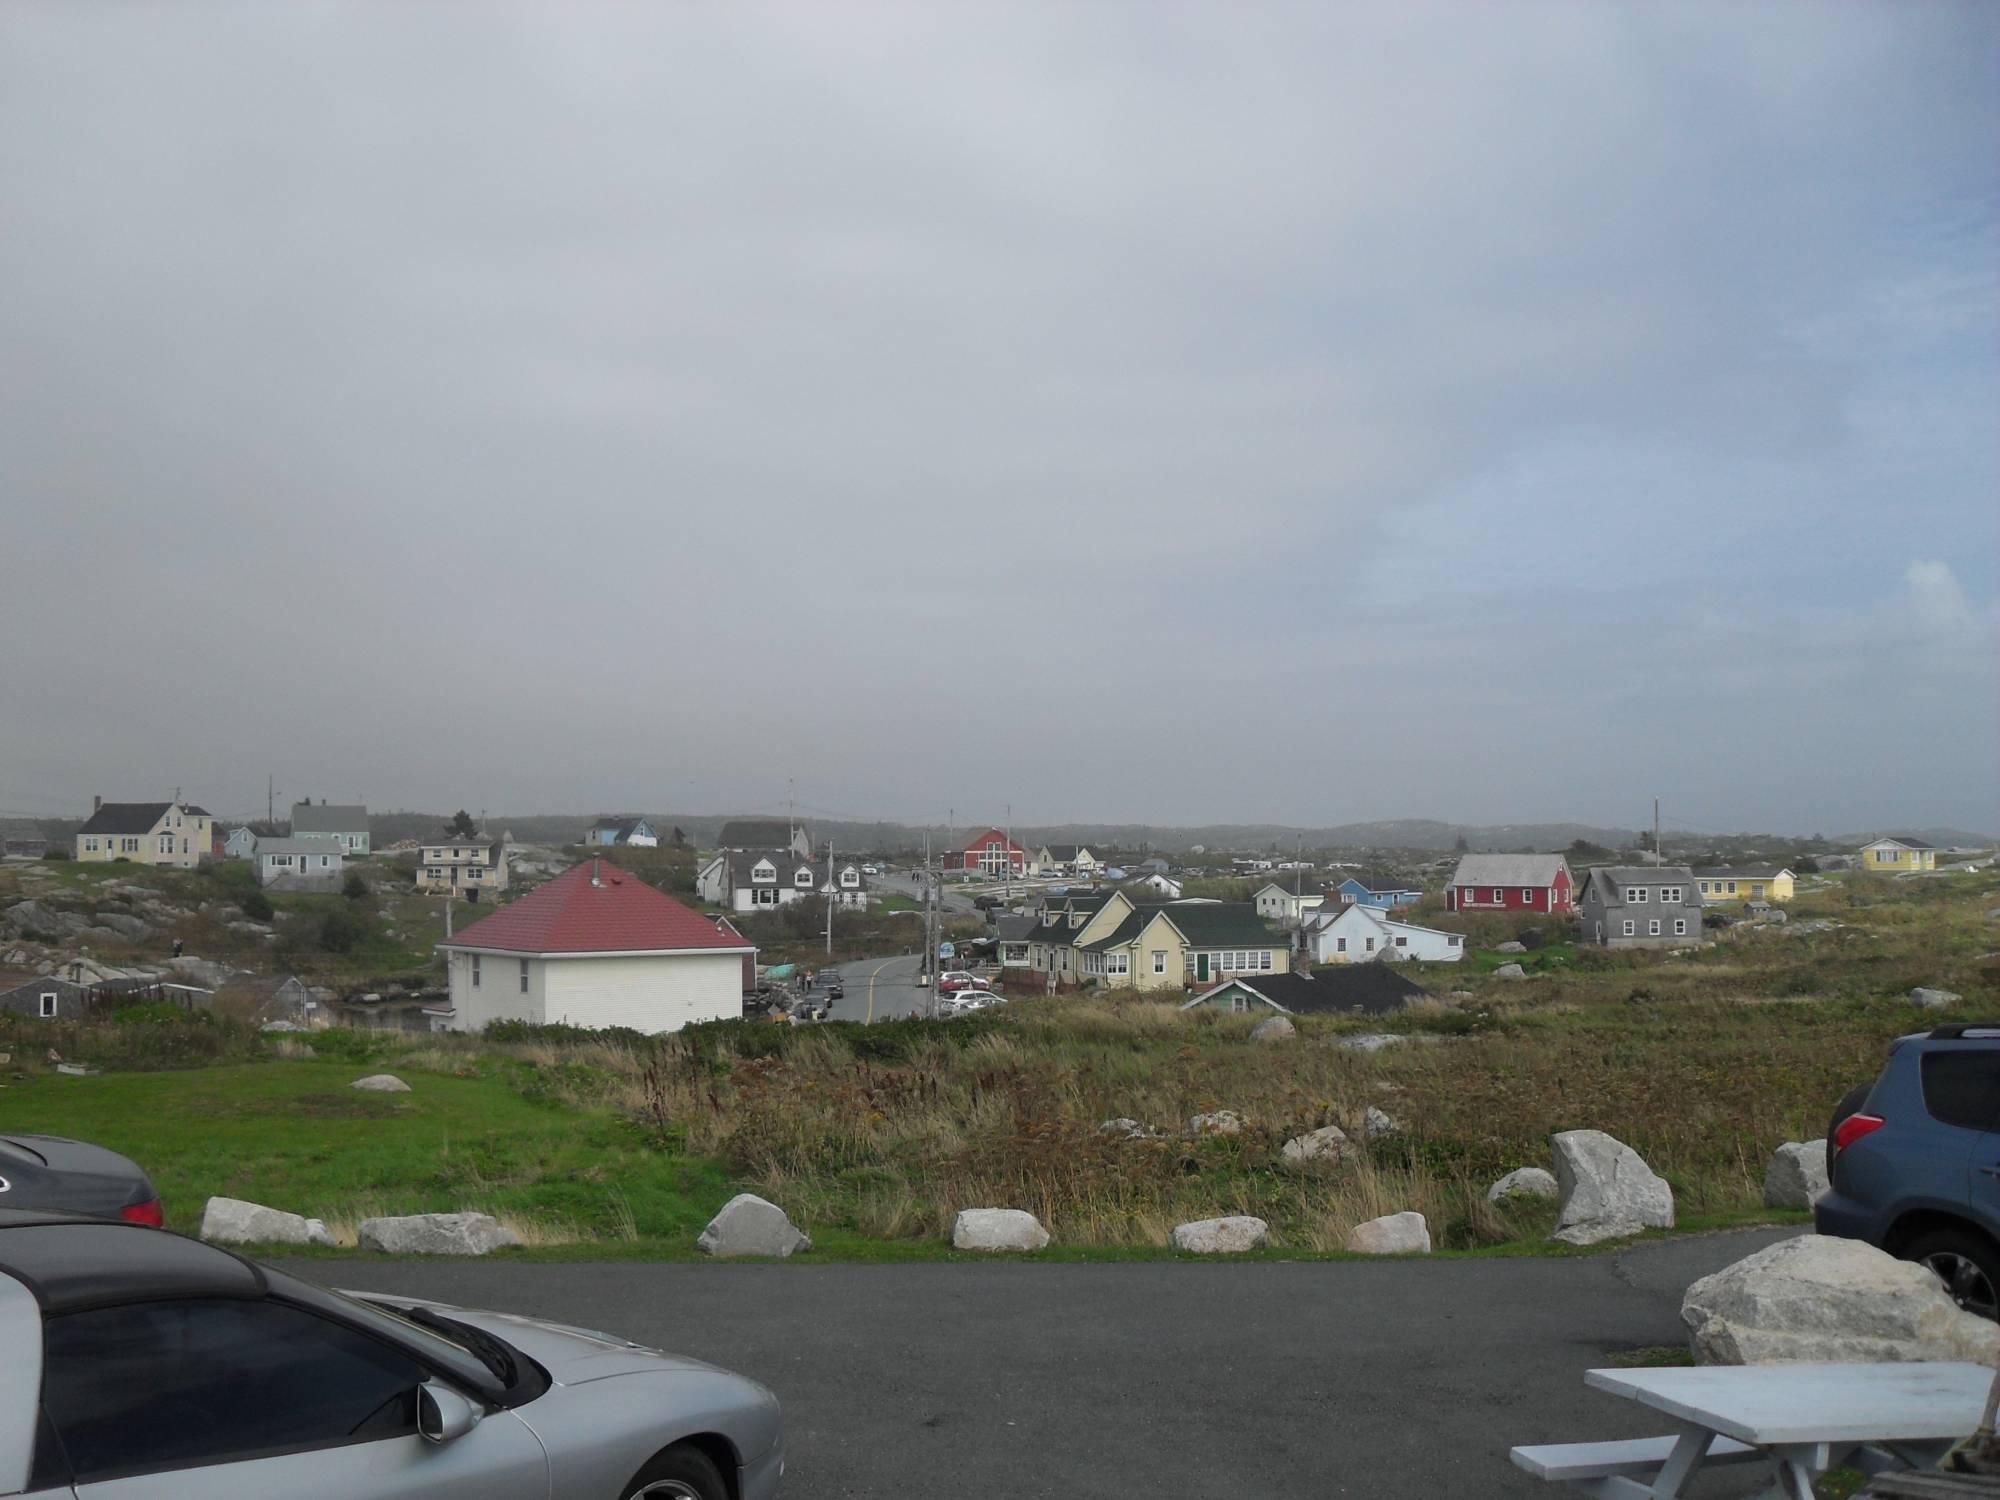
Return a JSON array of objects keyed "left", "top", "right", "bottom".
[{"left": 1195, "top": 953, "right": 1211, "bottom": 983}]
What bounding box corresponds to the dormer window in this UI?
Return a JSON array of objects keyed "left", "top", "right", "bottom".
[
  {"left": 841, "top": 868, "right": 858, "bottom": 887},
  {"left": 751, "top": 861, "right": 776, "bottom": 884},
  {"left": 794, "top": 867, "right": 814, "bottom": 888}
]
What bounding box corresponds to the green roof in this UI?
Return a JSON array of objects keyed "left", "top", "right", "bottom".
[{"left": 1082, "top": 902, "right": 1282, "bottom": 952}]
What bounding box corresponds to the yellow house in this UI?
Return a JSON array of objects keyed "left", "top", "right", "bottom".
[
  {"left": 73, "top": 799, "right": 212, "bottom": 868},
  {"left": 1693, "top": 866, "right": 1796, "bottom": 904},
  {"left": 1077, "top": 900, "right": 1291, "bottom": 992},
  {"left": 1857, "top": 837, "right": 1937, "bottom": 873}
]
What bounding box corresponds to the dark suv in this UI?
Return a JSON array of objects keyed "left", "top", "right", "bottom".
[{"left": 1816, "top": 1022, "right": 2000, "bottom": 1319}]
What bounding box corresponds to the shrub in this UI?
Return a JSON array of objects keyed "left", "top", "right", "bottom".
[
  {"left": 342, "top": 872, "right": 370, "bottom": 901},
  {"left": 112, "top": 1001, "right": 194, "bottom": 1026},
  {"left": 241, "top": 890, "right": 274, "bottom": 922},
  {"left": 40, "top": 848, "right": 68, "bottom": 861},
  {"left": 317, "top": 902, "right": 369, "bottom": 954}
]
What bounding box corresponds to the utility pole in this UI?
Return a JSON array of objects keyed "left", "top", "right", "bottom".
[
  {"left": 1653, "top": 797, "right": 1662, "bottom": 866},
  {"left": 824, "top": 841, "right": 835, "bottom": 956},
  {"left": 1004, "top": 802, "right": 1012, "bottom": 903},
  {"left": 267, "top": 774, "right": 275, "bottom": 826}
]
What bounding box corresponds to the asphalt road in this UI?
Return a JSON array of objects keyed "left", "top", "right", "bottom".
[
  {"left": 286, "top": 1228, "right": 1800, "bottom": 1499},
  {"left": 825, "top": 952, "right": 931, "bottom": 1023}
]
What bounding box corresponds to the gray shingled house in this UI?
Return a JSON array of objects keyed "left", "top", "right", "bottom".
[{"left": 1577, "top": 866, "right": 1704, "bottom": 949}]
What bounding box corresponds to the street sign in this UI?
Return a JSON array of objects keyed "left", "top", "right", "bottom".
[{"left": 937, "top": 941, "right": 955, "bottom": 960}]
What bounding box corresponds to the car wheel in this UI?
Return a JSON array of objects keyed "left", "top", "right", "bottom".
[
  {"left": 1905, "top": 1226, "right": 2000, "bottom": 1321},
  {"left": 1824, "top": 1083, "right": 1871, "bottom": 1180},
  {"left": 622, "top": 1443, "right": 729, "bottom": 1500}
]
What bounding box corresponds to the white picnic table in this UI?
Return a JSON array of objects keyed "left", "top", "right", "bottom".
[{"left": 1511, "top": 1361, "right": 1989, "bottom": 1499}]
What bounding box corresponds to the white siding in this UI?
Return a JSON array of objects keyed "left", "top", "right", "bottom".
[
  {"left": 542, "top": 953, "right": 743, "bottom": 1033},
  {"left": 447, "top": 950, "right": 547, "bottom": 1031}
]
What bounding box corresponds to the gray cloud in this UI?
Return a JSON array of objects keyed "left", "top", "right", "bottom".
[{"left": 3, "top": 2, "right": 1994, "bottom": 832}]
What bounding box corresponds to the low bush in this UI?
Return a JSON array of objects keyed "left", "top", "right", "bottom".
[{"left": 241, "top": 890, "right": 274, "bottom": 922}]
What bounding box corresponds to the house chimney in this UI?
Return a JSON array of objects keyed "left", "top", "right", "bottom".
[
  {"left": 93, "top": 795, "right": 101, "bottom": 811},
  {"left": 591, "top": 857, "right": 602, "bottom": 887}
]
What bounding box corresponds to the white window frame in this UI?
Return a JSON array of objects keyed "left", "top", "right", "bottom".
[
  {"left": 752, "top": 862, "right": 776, "bottom": 883},
  {"left": 1491, "top": 888, "right": 1504, "bottom": 903},
  {"left": 39, "top": 992, "right": 58, "bottom": 1018},
  {"left": 1621, "top": 919, "right": 1635, "bottom": 937},
  {"left": 1648, "top": 918, "right": 1661, "bottom": 936},
  {"left": 1364, "top": 937, "right": 1375, "bottom": 952},
  {"left": 1394, "top": 935, "right": 1408, "bottom": 947},
  {"left": 1259, "top": 951, "right": 1272, "bottom": 970},
  {"left": 1660, "top": 886, "right": 1682, "bottom": 904},
  {"left": 518, "top": 959, "right": 529, "bottom": 993},
  {"left": 1107, "top": 952, "right": 1129, "bottom": 976},
  {"left": 1336, "top": 937, "right": 1347, "bottom": 953},
  {"left": 471, "top": 955, "right": 481, "bottom": 987},
  {"left": 1521, "top": 888, "right": 1533, "bottom": 902},
  {"left": 1151, "top": 950, "right": 1166, "bottom": 975},
  {"left": 1629, "top": 886, "right": 1648, "bottom": 903},
  {"left": 794, "top": 868, "right": 814, "bottom": 889},
  {"left": 1673, "top": 918, "right": 1688, "bottom": 936}
]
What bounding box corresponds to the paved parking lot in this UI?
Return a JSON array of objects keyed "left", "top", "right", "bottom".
[{"left": 293, "top": 1228, "right": 1797, "bottom": 1498}]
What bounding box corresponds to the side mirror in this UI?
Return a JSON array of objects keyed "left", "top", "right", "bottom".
[{"left": 418, "top": 1380, "right": 482, "bottom": 1444}]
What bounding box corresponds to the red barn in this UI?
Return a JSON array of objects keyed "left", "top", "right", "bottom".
[
  {"left": 961, "top": 828, "right": 1029, "bottom": 877},
  {"left": 1445, "top": 854, "right": 1574, "bottom": 915}
]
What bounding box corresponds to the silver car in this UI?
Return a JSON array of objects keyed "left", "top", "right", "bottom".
[{"left": 0, "top": 1208, "right": 783, "bottom": 1499}]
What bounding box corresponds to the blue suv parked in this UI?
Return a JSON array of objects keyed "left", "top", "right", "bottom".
[{"left": 1816, "top": 1022, "right": 2000, "bottom": 1319}]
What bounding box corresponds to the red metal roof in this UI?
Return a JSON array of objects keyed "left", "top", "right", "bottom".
[{"left": 441, "top": 860, "right": 755, "bottom": 955}]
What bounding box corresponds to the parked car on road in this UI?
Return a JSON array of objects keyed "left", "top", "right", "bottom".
[
  {"left": 0, "top": 1133, "right": 162, "bottom": 1225},
  {"left": 0, "top": 1208, "right": 784, "bottom": 1498},
  {"left": 1817, "top": 1021, "right": 2000, "bottom": 1319},
  {"left": 936, "top": 971, "right": 983, "bottom": 994}
]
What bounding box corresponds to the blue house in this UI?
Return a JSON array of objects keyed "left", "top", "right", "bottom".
[
  {"left": 584, "top": 817, "right": 660, "bottom": 848},
  {"left": 1331, "top": 874, "right": 1423, "bottom": 910}
]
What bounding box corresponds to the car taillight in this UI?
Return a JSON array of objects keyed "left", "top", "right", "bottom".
[
  {"left": 119, "top": 1198, "right": 164, "bottom": 1227},
  {"left": 1833, "top": 1114, "right": 1885, "bottom": 1155}
]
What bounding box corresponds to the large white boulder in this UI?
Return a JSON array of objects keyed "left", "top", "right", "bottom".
[
  {"left": 1171, "top": 1216, "right": 1269, "bottom": 1254},
  {"left": 200, "top": 1196, "right": 334, "bottom": 1248},
  {"left": 1346, "top": 1211, "right": 1432, "bottom": 1255},
  {"left": 1248, "top": 1015, "right": 1296, "bottom": 1043},
  {"left": 1492, "top": 963, "right": 1527, "bottom": 980},
  {"left": 1682, "top": 1234, "right": 2000, "bottom": 1365},
  {"left": 357, "top": 1212, "right": 522, "bottom": 1256},
  {"left": 1761, "top": 1141, "right": 1830, "bottom": 1210},
  {"left": 1363, "top": 1106, "right": 1400, "bottom": 1140},
  {"left": 696, "top": 1194, "right": 810, "bottom": 1258},
  {"left": 1551, "top": 1129, "right": 1674, "bottom": 1245},
  {"left": 1910, "top": 987, "right": 1962, "bottom": 1010},
  {"left": 1279, "top": 1124, "right": 1353, "bottom": 1167},
  {"left": 351, "top": 1073, "right": 411, "bottom": 1093},
  {"left": 1338, "top": 1033, "right": 1406, "bottom": 1053},
  {"left": 1487, "top": 1167, "right": 1559, "bottom": 1203},
  {"left": 952, "top": 1208, "right": 1050, "bottom": 1252}
]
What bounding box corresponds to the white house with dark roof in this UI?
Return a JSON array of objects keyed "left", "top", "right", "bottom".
[
  {"left": 1302, "top": 903, "right": 1465, "bottom": 964},
  {"left": 715, "top": 819, "right": 812, "bottom": 858},
  {"left": 290, "top": 801, "right": 370, "bottom": 856},
  {"left": 255, "top": 837, "right": 347, "bottom": 890},
  {"left": 695, "top": 849, "right": 868, "bottom": 913},
  {"left": 416, "top": 835, "right": 509, "bottom": 899},
  {"left": 73, "top": 798, "right": 211, "bottom": 868}
]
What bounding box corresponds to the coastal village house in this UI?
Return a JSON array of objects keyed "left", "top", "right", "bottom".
[
  {"left": 961, "top": 828, "right": 1030, "bottom": 878},
  {"left": 416, "top": 835, "right": 510, "bottom": 899},
  {"left": 1445, "top": 853, "right": 1574, "bottom": 914},
  {"left": 1180, "top": 965, "right": 1430, "bottom": 1017},
  {"left": 1694, "top": 865, "right": 1796, "bottom": 904},
  {"left": 289, "top": 801, "right": 371, "bottom": 856},
  {"left": 1032, "top": 844, "right": 1102, "bottom": 877},
  {"left": 1302, "top": 903, "right": 1465, "bottom": 964},
  {"left": 222, "top": 826, "right": 259, "bottom": 860},
  {"left": 0, "top": 818, "right": 49, "bottom": 859},
  {"left": 73, "top": 799, "right": 211, "bottom": 869},
  {"left": 1253, "top": 883, "right": 1324, "bottom": 927},
  {"left": 585, "top": 817, "right": 659, "bottom": 848},
  {"left": 438, "top": 859, "right": 755, "bottom": 1035},
  {"left": 715, "top": 819, "right": 812, "bottom": 859},
  {"left": 695, "top": 849, "right": 869, "bottom": 913},
  {"left": 1856, "top": 836, "right": 1937, "bottom": 873},
  {"left": 1026, "top": 891, "right": 1288, "bottom": 991},
  {"left": 1577, "top": 866, "right": 1704, "bottom": 949},
  {"left": 1328, "top": 874, "right": 1423, "bottom": 909},
  {"left": 254, "top": 837, "right": 346, "bottom": 890}
]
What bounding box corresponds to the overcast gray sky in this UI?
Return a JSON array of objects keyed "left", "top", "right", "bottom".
[{"left": 4, "top": 2, "right": 1994, "bottom": 834}]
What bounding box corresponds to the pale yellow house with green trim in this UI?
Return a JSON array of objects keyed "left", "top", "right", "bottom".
[
  {"left": 73, "top": 799, "right": 212, "bottom": 869},
  {"left": 1025, "top": 890, "right": 1289, "bottom": 993},
  {"left": 1856, "top": 837, "right": 1937, "bottom": 873}
]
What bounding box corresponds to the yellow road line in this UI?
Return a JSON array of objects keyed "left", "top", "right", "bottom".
[{"left": 864, "top": 956, "right": 896, "bottom": 1024}]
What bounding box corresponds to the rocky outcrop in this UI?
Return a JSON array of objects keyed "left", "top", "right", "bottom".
[
  {"left": 1495, "top": 941, "right": 1527, "bottom": 954},
  {"left": 1187, "top": 1110, "right": 1244, "bottom": 1136},
  {"left": 951, "top": 1208, "right": 1050, "bottom": 1252},
  {"left": 1279, "top": 1125, "right": 1353, "bottom": 1167},
  {"left": 1346, "top": 1211, "right": 1431, "bottom": 1255},
  {"left": 1248, "top": 1015, "right": 1296, "bottom": 1043},
  {"left": 1363, "top": 1106, "right": 1400, "bottom": 1139},
  {"left": 1492, "top": 963, "right": 1527, "bottom": 980},
  {"left": 1487, "top": 1167, "right": 1559, "bottom": 1203},
  {"left": 1172, "top": 1216, "right": 1269, "bottom": 1253},
  {"left": 1910, "top": 987, "right": 1962, "bottom": 1010},
  {"left": 357, "top": 1212, "right": 522, "bottom": 1256},
  {"left": 1551, "top": 1129, "right": 1674, "bottom": 1245},
  {"left": 1337, "top": 1033, "right": 1406, "bottom": 1053},
  {"left": 1097, "top": 1118, "right": 1163, "bottom": 1140},
  {"left": 351, "top": 1074, "right": 411, "bottom": 1092},
  {"left": 696, "top": 1194, "right": 810, "bottom": 1257},
  {"left": 1682, "top": 1234, "right": 2000, "bottom": 1364},
  {"left": 199, "top": 1196, "right": 334, "bottom": 1247},
  {"left": 1761, "top": 1141, "right": 1830, "bottom": 1210}
]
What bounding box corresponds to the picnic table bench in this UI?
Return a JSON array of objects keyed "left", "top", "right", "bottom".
[{"left": 1511, "top": 1361, "right": 1989, "bottom": 1499}]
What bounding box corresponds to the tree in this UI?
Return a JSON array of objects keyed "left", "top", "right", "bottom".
[
  {"left": 241, "top": 890, "right": 274, "bottom": 922},
  {"left": 317, "top": 901, "right": 369, "bottom": 954},
  {"left": 1452, "top": 833, "right": 1470, "bottom": 854},
  {"left": 342, "top": 871, "right": 370, "bottom": 900},
  {"left": 447, "top": 809, "right": 478, "bottom": 837}
]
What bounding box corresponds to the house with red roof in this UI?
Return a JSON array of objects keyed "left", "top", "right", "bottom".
[{"left": 436, "top": 858, "right": 755, "bottom": 1034}]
